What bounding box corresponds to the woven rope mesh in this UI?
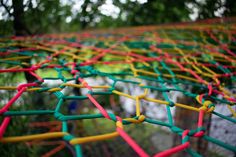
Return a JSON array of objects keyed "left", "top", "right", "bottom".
[{"left": 0, "top": 18, "right": 236, "bottom": 157}]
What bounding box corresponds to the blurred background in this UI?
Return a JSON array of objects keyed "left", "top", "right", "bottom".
[
  {"left": 0, "top": 0, "right": 236, "bottom": 36},
  {"left": 0, "top": 1, "right": 236, "bottom": 157}
]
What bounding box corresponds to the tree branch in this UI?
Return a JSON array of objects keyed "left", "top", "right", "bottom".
[{"left": 0, "top": 0, "right": 13, "bottom": 16}]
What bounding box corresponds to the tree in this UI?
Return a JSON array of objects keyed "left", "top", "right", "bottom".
[
  {"left": 73, "top": 0, "right": 105, "bottom": 29},
  {"left": 0, "top": 0, "right": 73, "bottom": 35}
]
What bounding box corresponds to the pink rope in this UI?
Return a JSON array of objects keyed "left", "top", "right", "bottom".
[
  {"left": 86, "top": 94, "right": 110, "bottom": 119},
  {"left": 116, "top": 127, "right": 149, "bottom": 157},
  {"left": 0, "top": 87, "right": 26, "bottom": 114},
  {"left": 154, "top": 142, "right": 190, "bottom": 157},
  {"left": 0, "top": 117, "right": 11, "bottom": 138}
]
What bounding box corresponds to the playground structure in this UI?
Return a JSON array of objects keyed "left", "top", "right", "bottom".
[{"left": 0, "top": 18, "right": 236, "bottom": 156}]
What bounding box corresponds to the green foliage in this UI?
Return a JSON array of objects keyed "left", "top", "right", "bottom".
[
  {"left": 23, "top": 0, "right": 73, "bottom": 33},
  {"left": 0, "top": 20, "right": 13, "bottom": 36},
  {"left": 1, "top": 0, "right": 236, "bottom": 36},
  {"left": 195, "top": 0, "right": 236, "bottom": 19},
  {"left": 114, "top": 0, "right": 190, "bottom": 26}
]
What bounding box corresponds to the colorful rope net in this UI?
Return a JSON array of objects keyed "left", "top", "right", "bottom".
[{"left": 0, "top": 18, "right": 236, "bottom": 157}]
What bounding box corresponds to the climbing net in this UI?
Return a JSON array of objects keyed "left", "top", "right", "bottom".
[{"left": 0, "top": 17, "right": 236, "bottom": 157}]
